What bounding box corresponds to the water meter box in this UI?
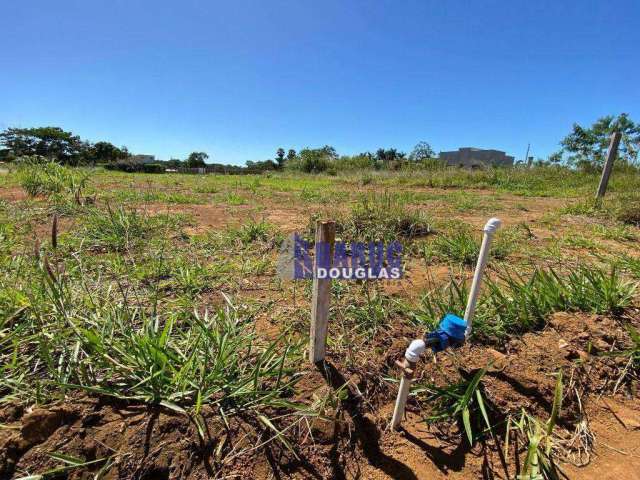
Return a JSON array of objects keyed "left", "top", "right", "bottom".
[{"left": 425, "top": 313, "right": 467, "bottom": 352}]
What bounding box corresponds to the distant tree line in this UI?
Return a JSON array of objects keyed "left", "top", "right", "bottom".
[{"left": 2, "top": 115, "right": 638, "bottom": 174}]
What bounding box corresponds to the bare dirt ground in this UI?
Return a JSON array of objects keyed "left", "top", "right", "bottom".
[{"left": 1, "top": 311, "right": 638, "bottom": 479}]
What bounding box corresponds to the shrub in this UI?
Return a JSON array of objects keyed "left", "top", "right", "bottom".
[
  {"left": 142, "top": 163, "right": 165, "bottom": 174},
  {"left": 299, "top": 149, "right": 330, "bottom": 173},
  {"left": 104, "top": 161, "right": 143, "bottom": 173}
]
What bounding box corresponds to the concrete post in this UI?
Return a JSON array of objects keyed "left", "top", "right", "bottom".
[{"left": 596, "top": 132, "right": 622, "bottom": 201}]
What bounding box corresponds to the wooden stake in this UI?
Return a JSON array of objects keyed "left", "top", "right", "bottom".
[
  {"left": 596, "top": 132, "right": 622, "bottom": 201},
  {"left": 309, "top": 220, "right": 335, "bottom": 363}
]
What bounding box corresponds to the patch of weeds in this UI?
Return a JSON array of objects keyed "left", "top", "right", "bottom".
[
  {"left": 426, "top": 223, "right": 525, "bottom": 266},
  {"left": 360, "top": 173, "right": 374, "bottom": 186},
  {"left": 561, "top": 233, "right": 601, "bottom": 251},
  {"left": 0, "top": 221, "right": 15, "bottom": 255},
  {"left": 413, "top": 265, "right": 636, "bottom": 340},
  {"left": 224, "top": 192, "right": 247, "bottom": 205},
  {"left": 242, "top": 255, "right": 272, "bottom": 276},
  {"left": 616, "top": 253, "right": 640, "bottom": 278},
  {"left": 80, "top": 206, "right": 179, "bottom": 252},
  {"left": 232, "top": 219, "right": 277, "bottom": 246},
  {"left": 431, "top": 229, "right": 479, "bottom": 265},
  {"left": 414, "top": 366, "right": 495, "bottom": 446},
  {"left": 561, "top": 200, "right": 599, "bottom": 217},
  {"left": 341, "top": 287, "right": 396, "bottom": 339},
  {"left": 591, "top": 223, "right": 637, "bottom": 242},
  {"left": 449, "top": 192, "right": 498, "bottom": 213},
  {"left": 300, "top": 188, "right": 322, "bottom": 202},
  {"left": 599, "top": 323, "right": 640, "bottom": 376},
  {"left": 562, "top": 193, "right": 640, "bottom": 227},
  {"left": 504, "top": 373, "right": 564, "bottom": 480},
  {"left": 171, "top": 259, "right": 218, "bottom": 295},
  {"left": 114, "top": 190, "right": 202, "bottom": 204},
  {"left": 608, "top": 192, "right": 640, "bottom": 226},
  {"left": 328, "top": 192, "right": 432, "bottom": 243},
  {"left": 3, "top": 260, "right": 314, "bottom": 454},
  {"left": 193, "top": 183, "right": 219, "bottom": 194}
]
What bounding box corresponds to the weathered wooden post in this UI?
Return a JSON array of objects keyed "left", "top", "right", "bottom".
[
  {"left": 596, "top": 132, "right": 622, "bottom": 202},
  {"left": 309, "top": 220, "right": 335, "bottom": 363}
]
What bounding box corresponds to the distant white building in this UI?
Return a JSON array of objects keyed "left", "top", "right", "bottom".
[{"left": 439, "top": 148, "right": 514, "bottom": 168}]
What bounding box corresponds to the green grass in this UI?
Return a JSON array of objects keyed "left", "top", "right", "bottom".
[
  {"left": 591, "top": 223, "right": 638, "bottom": 242},
  {"left": 504, "top": 373, "right": 564, "bottom": 480},
  {"left": 414, "top": 365, "right": 494, "bottom": 446},
  {"left": 0, "top": 253, "right": 310, "bottom": 431},
  {"left": 616, "top": 253, "right": 640, "bottom": 278},
  {"left": 413, "top": 265, "right": 637, "bottom": 340},
  {"left": 113, "top": 189, "right": 204, "bottom": 204},
  {"left": 365, "top": 165, "right": 640, "bottom": 197},
  {"left": 224, "top": 192, "right": 248, "bottom": 205},
  {"left": 79, "top": 205, "right": 165, "bottom": 251},
  {"left": 563, "top": 192, "right": 640, "bottom": 227},
  {"left": 425, "top": 223, "right": 527, "bottom": 266},
  {"left": 2, "top": 165, "right": 640, "bottom": 476}
]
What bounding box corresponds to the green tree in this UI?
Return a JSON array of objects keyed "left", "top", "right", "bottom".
[
  {"left": 166, "top": 158, "right": 183, "bottom": 169},
  {"left": 548, "top": 151, "right": 563, "bottom": 164},
  {"left": 275, "top": 148, "right": 285, "bottom": 169},
  {"left": 375, "top": 148, "right": 406, "bottom": 163},
  {"left": 298, "top": 147, "right": 331, "bottom": 173},
  {"left": 560, "top": 114, "right": 640, "bottom": 168},
  {"left": 89, "top": 141, "right": 129, "bottom": 164},
  {"left": 286, "top": 149, "right": 297, "bottom": 161},
  {"left": 320, "top": 145, "right": 338, "bottom": 159},
  {"left": 409, "top": 141, "right": 435, "bottom": 161},
  {"left": 185, "top": 151, "right": 209, "bottom": 168},
  {"left": 0, "top": 126, "right": 87, "bottom": 165}
]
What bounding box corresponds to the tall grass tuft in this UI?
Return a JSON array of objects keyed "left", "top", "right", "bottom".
[
  {"left": 16, "top": 157, "right": 88, "bottom": 199},
  {"left": 414, "top": 366, "right": 495, "bottom": 446},
  {"left": 81, "top": 205, "right": 157, "bottom": 251},
  {"left": 324, "top": 191, "right": 432, "bottom": 243}
]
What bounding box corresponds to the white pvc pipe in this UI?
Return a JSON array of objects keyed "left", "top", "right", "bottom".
[
  {"left": 391, "top": 339, "right": 425, "bottom": 429},
  {"left": 404, "top": 339, "right": 426, "bottom": 362},
  {"left": 464, "top": 217, "right": 501, "bottom": 339},
  {"left": 391, "top": 217, "right": 501, "bottom": 430},
  {"left": 391, "top": 374, "right": 412, "bottom": 429}
]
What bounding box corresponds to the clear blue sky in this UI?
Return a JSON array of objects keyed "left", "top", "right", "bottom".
[{"left": 1, "top": 1, "right": 638, "bottom": 165}]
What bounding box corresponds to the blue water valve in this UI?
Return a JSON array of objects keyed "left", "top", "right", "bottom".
[{"left": 425, "top": 313, "right": 467, "bottom": 353}]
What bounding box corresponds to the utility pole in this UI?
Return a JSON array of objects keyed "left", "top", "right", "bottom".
[{"left": 525, "top": 143, "right": 532, "bottom": 168}]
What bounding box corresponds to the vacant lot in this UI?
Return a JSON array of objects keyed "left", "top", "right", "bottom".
[{"left": 1, "top": 165, "right": 639, "bottom": 479}]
